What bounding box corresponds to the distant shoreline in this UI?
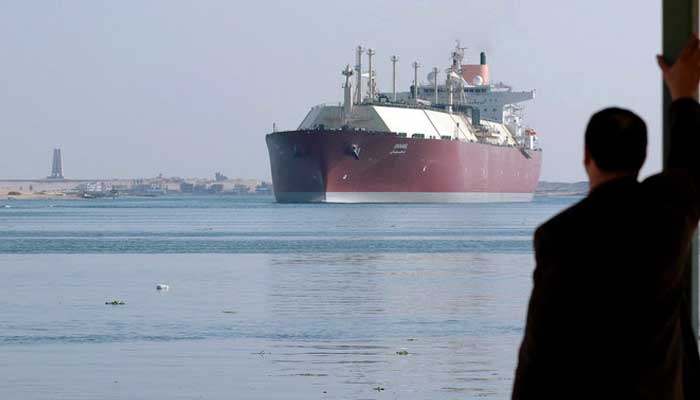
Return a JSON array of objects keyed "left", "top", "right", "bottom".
[
  {"left": 0, "top": 177, "right": 271, "bottom": 200},
  {"left": 1, "top": 180, "right": 588, "bottom": 201}
]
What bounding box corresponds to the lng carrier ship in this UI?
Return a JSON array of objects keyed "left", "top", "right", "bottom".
[{"left": 265, "top": 43, "right": 542, "bottom": 203}]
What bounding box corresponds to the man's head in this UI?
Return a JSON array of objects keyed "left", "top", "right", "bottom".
[{"left": 584, "top": 107, "right": 647, "bottom": 188}]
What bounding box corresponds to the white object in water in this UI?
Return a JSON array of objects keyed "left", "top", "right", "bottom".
[{"left": 156, "top": 284, "right": 170, "bottom": 291}]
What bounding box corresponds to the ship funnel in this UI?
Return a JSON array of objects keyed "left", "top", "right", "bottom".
[{"left": 480, "top": 52, "right": 486, "bottom": 65}]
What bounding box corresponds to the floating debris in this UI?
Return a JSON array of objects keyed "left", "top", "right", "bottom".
[
  {"left": 156, "top": 284, "right": 170, "bottom": 291},
  {"left": 105, "top": 300, "right": 125, "bottom": 305},
  {"left": 396, "top": 350, "right": 409, "bottom": 355},
  {"left": 406, "top": 338, "right": 416, "bottom": 341},
  {"left": 221, "top": 310, "right": 237, "bottom": 314},
  {"left": 373, "top": 386, "right": 385, "bottom": 392}
]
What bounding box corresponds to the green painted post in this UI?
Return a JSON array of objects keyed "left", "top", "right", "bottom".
[{"left": 663, "top": 0, "right": 699, "bottom": 336}]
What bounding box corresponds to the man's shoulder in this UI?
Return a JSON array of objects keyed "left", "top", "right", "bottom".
[
  {"left": 642, "top": 170, "right": 700, "bottom": 212},
  {"left": 536, "top": 198, "right": 590, "bottom": 239},
  {"left": 642, "top": 170, "right": 696, "bottom": 194}
]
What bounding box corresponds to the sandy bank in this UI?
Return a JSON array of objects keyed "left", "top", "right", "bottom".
[{"left": 0, "top": 191, "right": 80, "bottom": 200}]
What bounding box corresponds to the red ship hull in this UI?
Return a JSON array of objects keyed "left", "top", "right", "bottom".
[{"left": 266, "top": 130, "right": 542, "bottom": 203}]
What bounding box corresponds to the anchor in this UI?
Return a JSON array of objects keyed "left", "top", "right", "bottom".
[{"left": 351, "top": 144, "right": 361, "bottom": 160}]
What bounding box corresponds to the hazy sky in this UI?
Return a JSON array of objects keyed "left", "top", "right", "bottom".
[{"left": 0, "top": 1, "right": 661, "bottom": 182}]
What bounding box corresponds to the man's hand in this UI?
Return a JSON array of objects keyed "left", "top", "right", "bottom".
[{"left": 658, "top": 34, "right": 700, "bottom": 101}]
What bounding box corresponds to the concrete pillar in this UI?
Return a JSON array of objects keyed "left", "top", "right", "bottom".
[{"left": 663, "top": 0, "right": 699, "bottom": 335}]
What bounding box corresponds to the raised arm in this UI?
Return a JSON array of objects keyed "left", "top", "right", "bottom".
[{"left": 658, "top": 35, "right": 700, "bottom": 186}]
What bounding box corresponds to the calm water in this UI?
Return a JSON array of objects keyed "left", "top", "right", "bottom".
[{"left": 0, "top": 195, "right": 578, "bottom": 399}]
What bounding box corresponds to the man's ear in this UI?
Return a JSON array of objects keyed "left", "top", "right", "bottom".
[{"left": 584, "top": 147, "right": 591, "bottom": 166}]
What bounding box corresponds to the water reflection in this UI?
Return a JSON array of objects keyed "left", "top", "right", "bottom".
[{"left": 258, "top": 252, "right": 532, "bottom": 398}]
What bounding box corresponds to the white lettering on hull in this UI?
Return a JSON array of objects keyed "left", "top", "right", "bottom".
[{"left": 389, "top": 143, "right": 408, "bottom": 154}]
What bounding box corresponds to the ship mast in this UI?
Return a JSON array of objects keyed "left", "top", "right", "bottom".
[
  {"left": 450, "top": 41, "right": 467, "bottom": 104},
  {"left": 433, "top": 67, "right": 439, "bottom": 105},
  {"left": 354, "top": 46, "right": 364, "bottom": 104},
  {"left": 447, "top": 79, "right": 453, "bottom": 113},
  {"left": 367, "top": 48, "right": 375, "bottom": 102},
  {"left": 412, "top": 61, "right": 420, "bottom": 100},
  {"left": 391, "top": 55, "right": 399, "bottom": 102},
  {"left": 341, "top": 64, "right": 354, "bottom": 124},
  {"left": 451, "top": 40, "right": 466, "bottom": 69}
]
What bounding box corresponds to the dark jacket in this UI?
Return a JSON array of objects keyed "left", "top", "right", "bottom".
[{"left": 512, "top": 99, "right": 700, "bottom": 400}]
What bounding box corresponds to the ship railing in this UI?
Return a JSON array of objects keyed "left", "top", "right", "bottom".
[
  {"left": 287, "top": 127, "right": 542, "bottom": 151},
  {"left": 311, "top": 102, "right": 344, "bottom": 108}
]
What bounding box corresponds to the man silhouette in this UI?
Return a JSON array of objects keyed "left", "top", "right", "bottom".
[{"left": 512, "top": 35, "right": 700, "bottom": 400}]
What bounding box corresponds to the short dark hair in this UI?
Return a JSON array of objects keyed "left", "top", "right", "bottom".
[{"left": 585, "top": 107, "right": 647, "bottom": 174}]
